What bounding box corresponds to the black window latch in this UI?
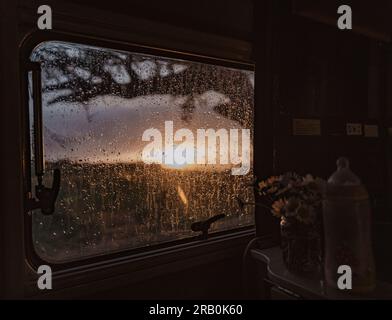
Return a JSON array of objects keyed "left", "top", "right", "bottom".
[
  {"left": 27, "top": 168, "right": 61, "bottom": 215},
  {"left": 191, "top": 214, "right": 225, "bottom": 240}
]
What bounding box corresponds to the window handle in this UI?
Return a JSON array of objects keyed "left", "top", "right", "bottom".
[
  {"left": 191, "top": 214, "right": 225, "bottom": 240},
  {"left": 29, "top": 168, "right": 61, "bottom": 215},
  {"left": 26, "top": 62, "right": 61, "bottom": 215},
  {"left": 236, "top": 196, "right": 270, "bottom": 211}
]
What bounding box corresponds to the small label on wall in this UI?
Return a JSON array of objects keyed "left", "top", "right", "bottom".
[
  {"left": 293, "top": 119, "right": 321, "bottom": 136},
  {"left": 364, "top": 125, "right": 378, "bottom": 138},
  {"left": 346, "top": 123, "right": 362, "bottom": 136}
]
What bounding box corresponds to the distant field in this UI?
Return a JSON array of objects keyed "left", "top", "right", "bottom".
[{"left": 32, "top": 161, "right": 254, "bottom": 262}]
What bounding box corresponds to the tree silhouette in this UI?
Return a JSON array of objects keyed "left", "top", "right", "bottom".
[{"left": 32, "top": 42, "right": 254, "bottom": 125}]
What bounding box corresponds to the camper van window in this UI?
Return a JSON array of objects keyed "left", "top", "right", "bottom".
[{"left": 28, "top": 41, "right": 254, "bottom": 263}]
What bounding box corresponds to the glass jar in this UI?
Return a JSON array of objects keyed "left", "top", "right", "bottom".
[{"left": 323, "top": 158, "right": 376, "bottom": 293}]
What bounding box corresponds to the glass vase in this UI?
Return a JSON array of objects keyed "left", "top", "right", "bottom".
[{"left": 280, "top": 217, "right": 322, "bottom": 275}]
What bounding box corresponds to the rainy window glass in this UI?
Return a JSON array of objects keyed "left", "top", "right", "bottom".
[{"left": 29, "top": 41, "right": 254, "bottom": 263}]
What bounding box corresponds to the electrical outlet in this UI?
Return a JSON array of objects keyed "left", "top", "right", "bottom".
[{"left": 346, "top": 123, "right": 362, "bottom": 136}]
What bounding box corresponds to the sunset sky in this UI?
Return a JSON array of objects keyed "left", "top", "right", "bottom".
[{"left": 31, "top": 41, "right": 254, "bottom": 170}]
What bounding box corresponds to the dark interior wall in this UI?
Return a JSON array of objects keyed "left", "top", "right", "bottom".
[
  {"left": 293, "top": 0, "right": 392, "bottom": 41},
  {"left": 273, "top": 10, "right": 389, "bottom": 221},
  {"left": 66, "top": 0, "right": 254, "bottom": 41},
  {"left": 86, "top": 258, "right": 244, "bottom": 300},
  {"left": 273, "top": 2, "right": 392, "bottom": 282},
  {"left": 1, "top": 0, "right": 25, "bottom": 299}
]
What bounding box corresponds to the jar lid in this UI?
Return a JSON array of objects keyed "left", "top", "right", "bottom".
[
  {"left": 326, "top": 157, "right": 368, "bottom": 199},
  {"left": 328, "top": 157, "right": 361, "bottom": 186}
]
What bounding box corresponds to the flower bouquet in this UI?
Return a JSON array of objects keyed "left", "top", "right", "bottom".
[{"left": 257, "top": 173, "right": 325, "bottom": 274}]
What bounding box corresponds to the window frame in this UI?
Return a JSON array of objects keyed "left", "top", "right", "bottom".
[{"left": 20, "top": 30, "right": 256, "bottom": 271}]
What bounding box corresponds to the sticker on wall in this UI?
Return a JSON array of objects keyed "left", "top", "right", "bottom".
[
  {"left": 364, "top": 125, "right": 379, "bottom": 138},
  {"left": 346, "top": 123, "right": 362, "bottom": 136},
  {"left": 293, "top": 119, "right": 321, "bottom": 136}
]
